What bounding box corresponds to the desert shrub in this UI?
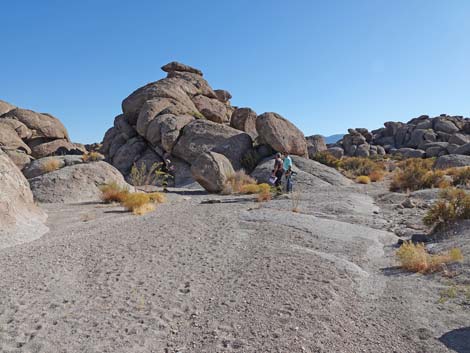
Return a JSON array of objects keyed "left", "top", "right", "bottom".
[
  {"left": 257, "top": 183, "right": 272, "bottom": 202},
  {"left": 312, "top": 151, "right": 340, "bottom": 169},
  {"left": 450, "top": 167, "right": 470, "bottom": 187},
  {"left": 369, "top": 169, "right": 385, "bottom": 182},
  {"left": 41, "top": 158, "right": 61, "bottom": 173},
  {"left": 81, "top": 151, "right": 104, "bottom": 162},
  {"left": 356, "top": 175, "right": 371, "bottom": 184},
  {"left": 148, "top": 192, "right": 166, "bottom": 204},
  {"left": 121, "top": 192, "right": 155, "bottom": 215},
  {"left": 390, "top": 158, "right": 435, "bottom": 192},
  {"left": 339, "top": 157, "right": 383, "bottom": 177},
  {"left": 223, "top": 170, "right": 257, "bottom": 194},
  {"left": 129, "top": 162, "right": 172, "bottom": 187},
  {"left": 191, "top": 111, "right": 205, "bottom": 119},
  {"left": 99, "top": 182, "right": 129, "bottom": 203},
  {"left": 421, "top": 170, "right": 448, "bottom": 189},
  {"left": 396, "top": 241, "right": 463, "bottom": 273},
  {"left": 424, "top": 188, "right": 470, "bottom": 229}
]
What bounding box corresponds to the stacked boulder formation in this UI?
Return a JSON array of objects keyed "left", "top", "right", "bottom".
[
  {"left": 0, "top": 100, "right": 85, "bottom": 170},
  {"left": 101, "top": 61, "right": 308, "bottom": 191},
  {"left": 330, "top": 114, "right": 470, "bottom": 159}
]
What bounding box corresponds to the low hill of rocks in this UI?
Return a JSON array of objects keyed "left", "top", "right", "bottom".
[
  {"left": 329, "top": 114, "right": 470, "bottom": 159},
  {"left": 101, "top": 62, "right": 309, "bottom": 191}
]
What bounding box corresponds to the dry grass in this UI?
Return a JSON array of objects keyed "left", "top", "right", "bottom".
[
  {"left": 356, "top": 175, "right": 371, "bottom": 184},
  {"left": 99, "top": 182, "right": 130, "bottom": 203},
  {"left": 41, "top": 158, "right": 61, "bottom": 173},
  {"left": 256, "top": 183, "right": 272, "bottom": 202},
  {"left": 129, "top": 162, "right": 166, "bottom": 186},
  {"left": 240, "top": 183, "right": 262, "bottom": 194},
  {"left": 81, "top": 151, "right": 104, "bottom": 162},
  {"left": 223, "top": 170, "right": 257, "bottom": 194},
  {"left": 369, "top": 169, "right": 385, "bottom": 182},
  {"left": 339, "top": 157, "right": 384, "bottom": 178},
  {"left": 312, "top": 151, "right": 341, "bottom": 169},
  {"left": 396, "top": 241, "right": 463, "bottom": 273},
  {"left": 450, "top": 167, "right": 470, "bottom": 187},
  {"left": 121, "top": 193, "right": 153, "bottom": 215},
  {"left": 424, "top": 188, "right": 470, "bottom": 230},
  {"left": 390, "top": 158, "right": 436, "bottom": 192},
  {"left": 148, "top": 192, "right": 166, "bottom": 204}
]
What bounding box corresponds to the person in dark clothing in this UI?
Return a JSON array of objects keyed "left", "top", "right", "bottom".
[{"left": 272, "top": 152, "right": 284, "bottom": 188}]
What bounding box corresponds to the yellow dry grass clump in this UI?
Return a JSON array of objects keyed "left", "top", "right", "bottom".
[
  {"left": 148, "top": 192, "right": 166, "bottom": 204},
  {"left": 223, "top": 170, "right": 257, "bottom": 194},
  {"left": 369, "top": 169, "right": 385, "bottom": 182},
  {"left": 81, "top": 151, "right": 104, "bottom": 162},
  {"left": 256, "top": 183, "right": 272, "bottom": 202},
  {"left": 99, "top": 182, "right": 130, "bottom": 203},
  {"left": 356, "top": 175, "right": 371, "bottom": 184},
  {"left": 121, "top": 193, "right": 154, "bottom": 215},
  {"left": 397, "top": 241, "right": 463, "bottom": 273},
  {"left": 390, "top": 158, "right": 436, "bottom": 192},
  {"left": 41, "top": 158, "right": 61, "bottom": 173},
  {"left": 312, "top": 151, "right": 341, "bottom": 169}
]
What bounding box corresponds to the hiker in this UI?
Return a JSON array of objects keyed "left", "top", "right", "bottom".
[
  {"left": 283, "top": 152, "right": 293, "bottom": 192},
  {"left": 272, "top": 152, "right": 284, "bottom": 188}
]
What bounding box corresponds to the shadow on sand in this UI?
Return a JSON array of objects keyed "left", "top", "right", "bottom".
[{"left": 439, "top": 327, "right": 470, "bottom": 353}]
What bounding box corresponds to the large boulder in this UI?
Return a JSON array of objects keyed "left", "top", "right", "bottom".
[
  {"left": 2, "top": 108, "right": 69, "bottom": 141},
  {"left": 191, "top": 152, "right": 234, "bottom": 193},
  {"left": 192, "top": 95, "right": 229, "bottom": 124},
  {"left": 454, "top": 142, "right": 470, "bottom": 156},
  {"left": 256, "top": 112, "right": 308, "bottom": 157},
  {"left": 31, "top": 138, "right": 78, "bottom": 158},
  {"left": 146, "top": 114, "right": 194, "bottom": 152},
  {"left": 306, "top": 135, "right": 327, "bottom": 159},
  {"left": 0, "top": 100, "right": 15, "bottom": 116},
  {"left": 434, "top": 154, "right": 470, "bottom": 170},
  {"left": 0, "top": 149, "right": 47, "bottom": 242},
  {"left": 173, "top": 119, "right": 252, "bottom": 170},
  {"left": 3, "top": 150, "right": 33, "bottom": 170},
  {"left": 0, "top": 120, "right": 31, "bottom": 153},
  {"left": 230, "top": 108, "right": 258, "bottom": 140},
  {"left": 449, "top": 133, "right": 470, "bottom": 146},
  {"left": 29, "top": 161, "right": 133, "bottom": 203},
  {"left": 161, "top": 61, "right": 203, "bottom": 76},
  {"left": 395, "top": 148, "right": 425, "bottom": 158},
  {"left": 214, "top": 89, "right": 232, "bottom": 103}
]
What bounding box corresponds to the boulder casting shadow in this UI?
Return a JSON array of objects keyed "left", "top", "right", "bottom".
[{"left": 439, "top": 327, "right": 470, "bottom": 353}]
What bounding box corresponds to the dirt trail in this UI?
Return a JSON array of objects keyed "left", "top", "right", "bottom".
[{"left": 0, "top": 186, "right": 469, "bottom": 352}]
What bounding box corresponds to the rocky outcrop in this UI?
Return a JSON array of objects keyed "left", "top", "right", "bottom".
[
  {"left": 191, "top": 152, "right": 234, "bottom": 193},
  {"left": 256, "top": 113, "right": 308, "bottom": 157},
  {"left": 29, "top": 161, "right": 133, "bottom": 203},
  {"left": 434, "top": 154, "right": 470, "bottom": 170},
  {"left": 0, "top": 101, "right": 79, "bottom": 169},
  {"left": 306, "top": 135, "right": 327, "bottom": 158},
  {"left": 101, "top": 62, "right": 308, "bottom": 192},
  {"left": 23, "top": 155, "right": 84, "bottom": 179},
  {"left": 0, "top": 149, "right": 47, "bottom": 242},
  {"left": 332, "top": 114, "right": 470, "bottom": 159}
]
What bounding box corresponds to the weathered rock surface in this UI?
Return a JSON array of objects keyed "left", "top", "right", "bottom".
[
  {"left": 29, "top": 161, "right": 133, "bottom": 203},
  {"left": 161, "top": 61, "right": 203, "bottom": 76},
  {"left": 434, "top": 154, "right": 470, "bottom": 169},
  {"left": 230, "top": 108, "right": 258, "bottom": 140},
  {"left": 306, "top": 135, "right": 327, "bottom": 158},
  {"left": 31, "top": 138, "right": 77, "bottom": 158},
  {"left": 191, "top": 152, "right": 234, "bottom": 193},
  {"left": 173, "top": 120, "right": 252, "bottom": 170},
  {"left": 256, "top": 112, "right": 308, "bottom": 157},
  {"left": 0, "top": 149, "right": 47, "bottom": 242},
  {"left": 251, "top": 155, "right": 351, "bottom": 190},
  {"left": 23, "top": 155, "right": 84, "bottom": 179},
  {"left": 0, "top": 100, "right": 15, "bottom": 116},
  {"left": 192, "top": 95, "right": 229, "bottom": 123}
]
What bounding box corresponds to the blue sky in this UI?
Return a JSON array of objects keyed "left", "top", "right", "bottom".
[{"left": 1, "top": 0, "right": 469, "bottom": 143}]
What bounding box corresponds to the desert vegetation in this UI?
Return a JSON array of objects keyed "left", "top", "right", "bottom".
[
  {"left": 396, "top": 241, "right": 463, "bottom": 273},
  {"left": 129, "top": 162, "right": 172, "bottom": 188},
  {"left": 81, "top": 151, "right": 104, "bottom": 162},
  {"left": 223, "top": 170, "right": 257, "bottom": 194},
  {"left": 99, "top": 182, "right": 165, "bottom": 215},
  {"left": 355, "top": 175, "right": 371, "bottom": 184},
  {"left": 40, "top": 158, "right": 61, "bottom": 173},
  {"left": 424, "top": 188, "right": 470, "bottom": 230}
]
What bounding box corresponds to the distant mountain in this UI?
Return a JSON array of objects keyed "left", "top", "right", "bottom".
[{"left": 324, "top": 134, "right": 344, "bottom": 144}]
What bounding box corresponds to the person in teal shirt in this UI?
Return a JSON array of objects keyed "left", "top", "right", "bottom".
[{"left": 283, "top": 152, "right": 293, "bottom": 192}]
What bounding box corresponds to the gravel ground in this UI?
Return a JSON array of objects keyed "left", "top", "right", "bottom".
[{"left": 0, "top": 184, "right": 469, "bottom": 352}]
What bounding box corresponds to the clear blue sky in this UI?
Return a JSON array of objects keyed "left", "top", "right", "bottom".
[{"left": 1, "top": 0, "right": 469, "bottom": 143}]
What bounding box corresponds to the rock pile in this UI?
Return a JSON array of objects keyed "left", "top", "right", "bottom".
[
  {"left": 331, "top": 114, "right": 470, "bottom": 159},
  {"left": 101, "top": 61, "right": 309, "bottom": 191},
  {"left": 0, "top": 100, "right": 84, "bottom": 169}
]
